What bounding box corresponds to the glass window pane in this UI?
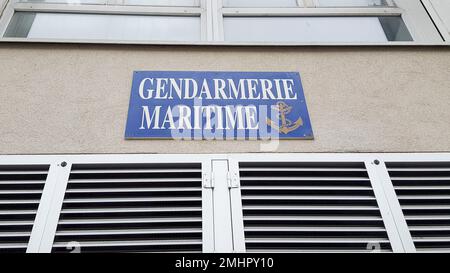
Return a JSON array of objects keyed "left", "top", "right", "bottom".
[
  {"left": 124, "top": 0, "right": 199, "bottom": 6},
  {"left": 4, "top": 12, "right": 36, "bottom": 38},
  {"left": 224, "top": 17, "right": 412, "bottom": 43},
  {"left": 19, "top": 0, "right": 107, "bottom": 4},
  {"left": 223, "top": 0, "right": 302, "bottom": 8},
  {"left": 316, "top": 0, "right": 390, "bottom": 7},
  {"left": 4, "top": 12, "right": 201, "bottom": 41},
  {"left": 379, "top": 17, "right": 413, "bottom": 41},
  {"left": 19, "top": 0, "right": 199, "bottom": 6}
]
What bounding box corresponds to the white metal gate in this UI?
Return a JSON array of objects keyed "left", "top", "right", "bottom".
[{"left": 0, "top": 153, "right": 449, "bottom": 253}]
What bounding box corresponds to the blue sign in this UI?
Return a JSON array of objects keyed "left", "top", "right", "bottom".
[{"left": 125, "top": 71, "right": 313, "bottom": 140}]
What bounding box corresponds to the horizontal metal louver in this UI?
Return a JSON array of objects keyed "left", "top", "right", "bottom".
[
  {"left": 239, "top": 162, "right": 392, "bottom": 253},
  {"left": 387, "top": 161, "right": 450, "bottom": 253},
  {"left": 0, "top": 165, "right": 49, "bottom": 253},
  {"left": 52, "top": 163, "right": 203, "bottom": 253}
]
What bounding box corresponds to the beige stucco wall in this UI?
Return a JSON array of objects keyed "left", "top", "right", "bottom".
[{"left": 0, "top": 43, "right": 449, "bottom": 154}]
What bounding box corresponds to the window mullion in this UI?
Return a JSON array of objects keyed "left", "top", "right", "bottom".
[
  {"left": 307, "top": 0, "right": 317, "bottom": 8},
  {"left": 212, "top": 0, "right": 223, "bottom": 41},
  {"left": 203, "top": 0, "right": 213, "bottom": 41}
]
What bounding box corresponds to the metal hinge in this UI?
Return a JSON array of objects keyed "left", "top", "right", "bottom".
[
  {"left": 203, "top": 173, "right": 214, "bottom": 188},
  {"left": 227, "top": 171, "right": 239, "bottom": 188},
  {"left": 203, "top": 172, "right": 239, "bottom": 188}
]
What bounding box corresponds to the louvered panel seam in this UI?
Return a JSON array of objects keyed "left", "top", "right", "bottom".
[
  {"left": 63, "top": 197, "right": 202, "bottom": 203},
  {"left": 0, "top": 200, "right": 46, "bottom": 204},
  {"left": 0, "top": 243, "right": 29, "bottom": 249},
  {"left": 242, "top": 196, "right": 376, "bottom": 200},
  {"left": 56, "top": 228, "right": 202, "bottom": 236},
  {"left": 70, "top": 168, "right": 201, "bottom": 174},
  {"left": 0, "top": 190, "right": 44, "bottom": 194},
  {"left": 241, "top": 186, "right": 373, "bottom": 190},
  {"left": 243, "top": 205, "right": 379, "bottom": 210},
  {"left": 68, "top": 178, "right": 202, "bottom": 183},
  {"left": 245, "top": 249, "right": 392, "bottom": 253},
  {"left": 395, "top": 186, "right": 450, "bottom": 190},
  {"left": 0, "top": 210, "right": 38, "bottom": 215},
  {"left": 53, "top": 239, "right": 202, "bottom": 247},
  {"left": 410, "top": 226, "right": 450, "bottom": 231},
  {"left": 398, "top": 195, "right": 450, "bottom": 200},
  {"left": 241, "top": 177, "right": 370, "bottom": 181},
  {"left": 60, "top": 207, "right": 201, "bottom": 213},
  {"left": 246, "top": 238, "right": 390, "bottom": 243},
  {"left": 412, "top": 237, "right": 450, "bottom": 242},
  {"left": 402, "top": 205, "right": 450, "bottom": 209},
  {"left": 0, "top": 181, "right": 46, "bottom": 184},
  {"left": 0, "top": 171, "right": 49, "bottom": 175},
  {"left": 244, "top": 227, "right": 386, "bottom": 232},
  {"left": 240, "top": 168, "right": 368, "bottom": 172},
  {"left": 243, "top": 216, "right": 383, "bottom": 221},
  {"left": 65, "top": 187, "right": 201, "bottom": 193},
  {"left": 0, "top": 232, "right": 32, "bottom": 237},
  {"left": 59, "top": 217, "right": 201, "bottom": 224},
  {"left": 404, "top": 215, "right": 450, "bottom": 220},
  {"left": 387, "top": 168, "right": 450, "bottom": 171},
  {"left": 414, "top": 248, "right": 450, "bottom": 253},
  {"left": 390, "top": 177, "right": 450, "bottom": 181},
  {"left": 0, "top": 221, "right": 35, "bottom": 226}
]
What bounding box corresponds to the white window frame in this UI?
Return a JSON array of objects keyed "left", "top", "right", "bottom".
[
  {"left": 1, "top": 152, "right": 450, "bottom": 253},
  {"left": 421, "top": 0, "right": 450, "bottom": 41},
  {"left": 217, "top": 0, "right": 443, "bottom": 44},
  {"left": 0, "top": 0, "right": 448, "bottom": 45},
  {"left": 0, "top": 0, "right": 210, "bottom": 42}
]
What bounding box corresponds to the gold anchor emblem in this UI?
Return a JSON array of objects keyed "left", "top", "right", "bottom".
[{"left": 266, "top": 101, "right": 303, "bottom": 134}]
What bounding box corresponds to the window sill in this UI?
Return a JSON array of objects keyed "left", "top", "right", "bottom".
[{"left": 0, "top": 37, "right": 449, "bottom": 47}]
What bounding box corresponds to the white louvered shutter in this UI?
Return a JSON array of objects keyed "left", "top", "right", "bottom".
[
  {"left": 238, "top": 161, "right": 393, "bottom": 253},
  {"left": 51, "top": 163, "right": 203, "bottom": 253},
  {"left": 0, "top": 165, "right": 49, "bottom": 253},
  {"left": 386, "top": 161, "right": 450, "bottom": 252}
]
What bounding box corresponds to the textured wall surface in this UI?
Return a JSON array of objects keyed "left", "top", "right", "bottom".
[{"left": 0, "top": 43, "right": 449, "bottom": 154}]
